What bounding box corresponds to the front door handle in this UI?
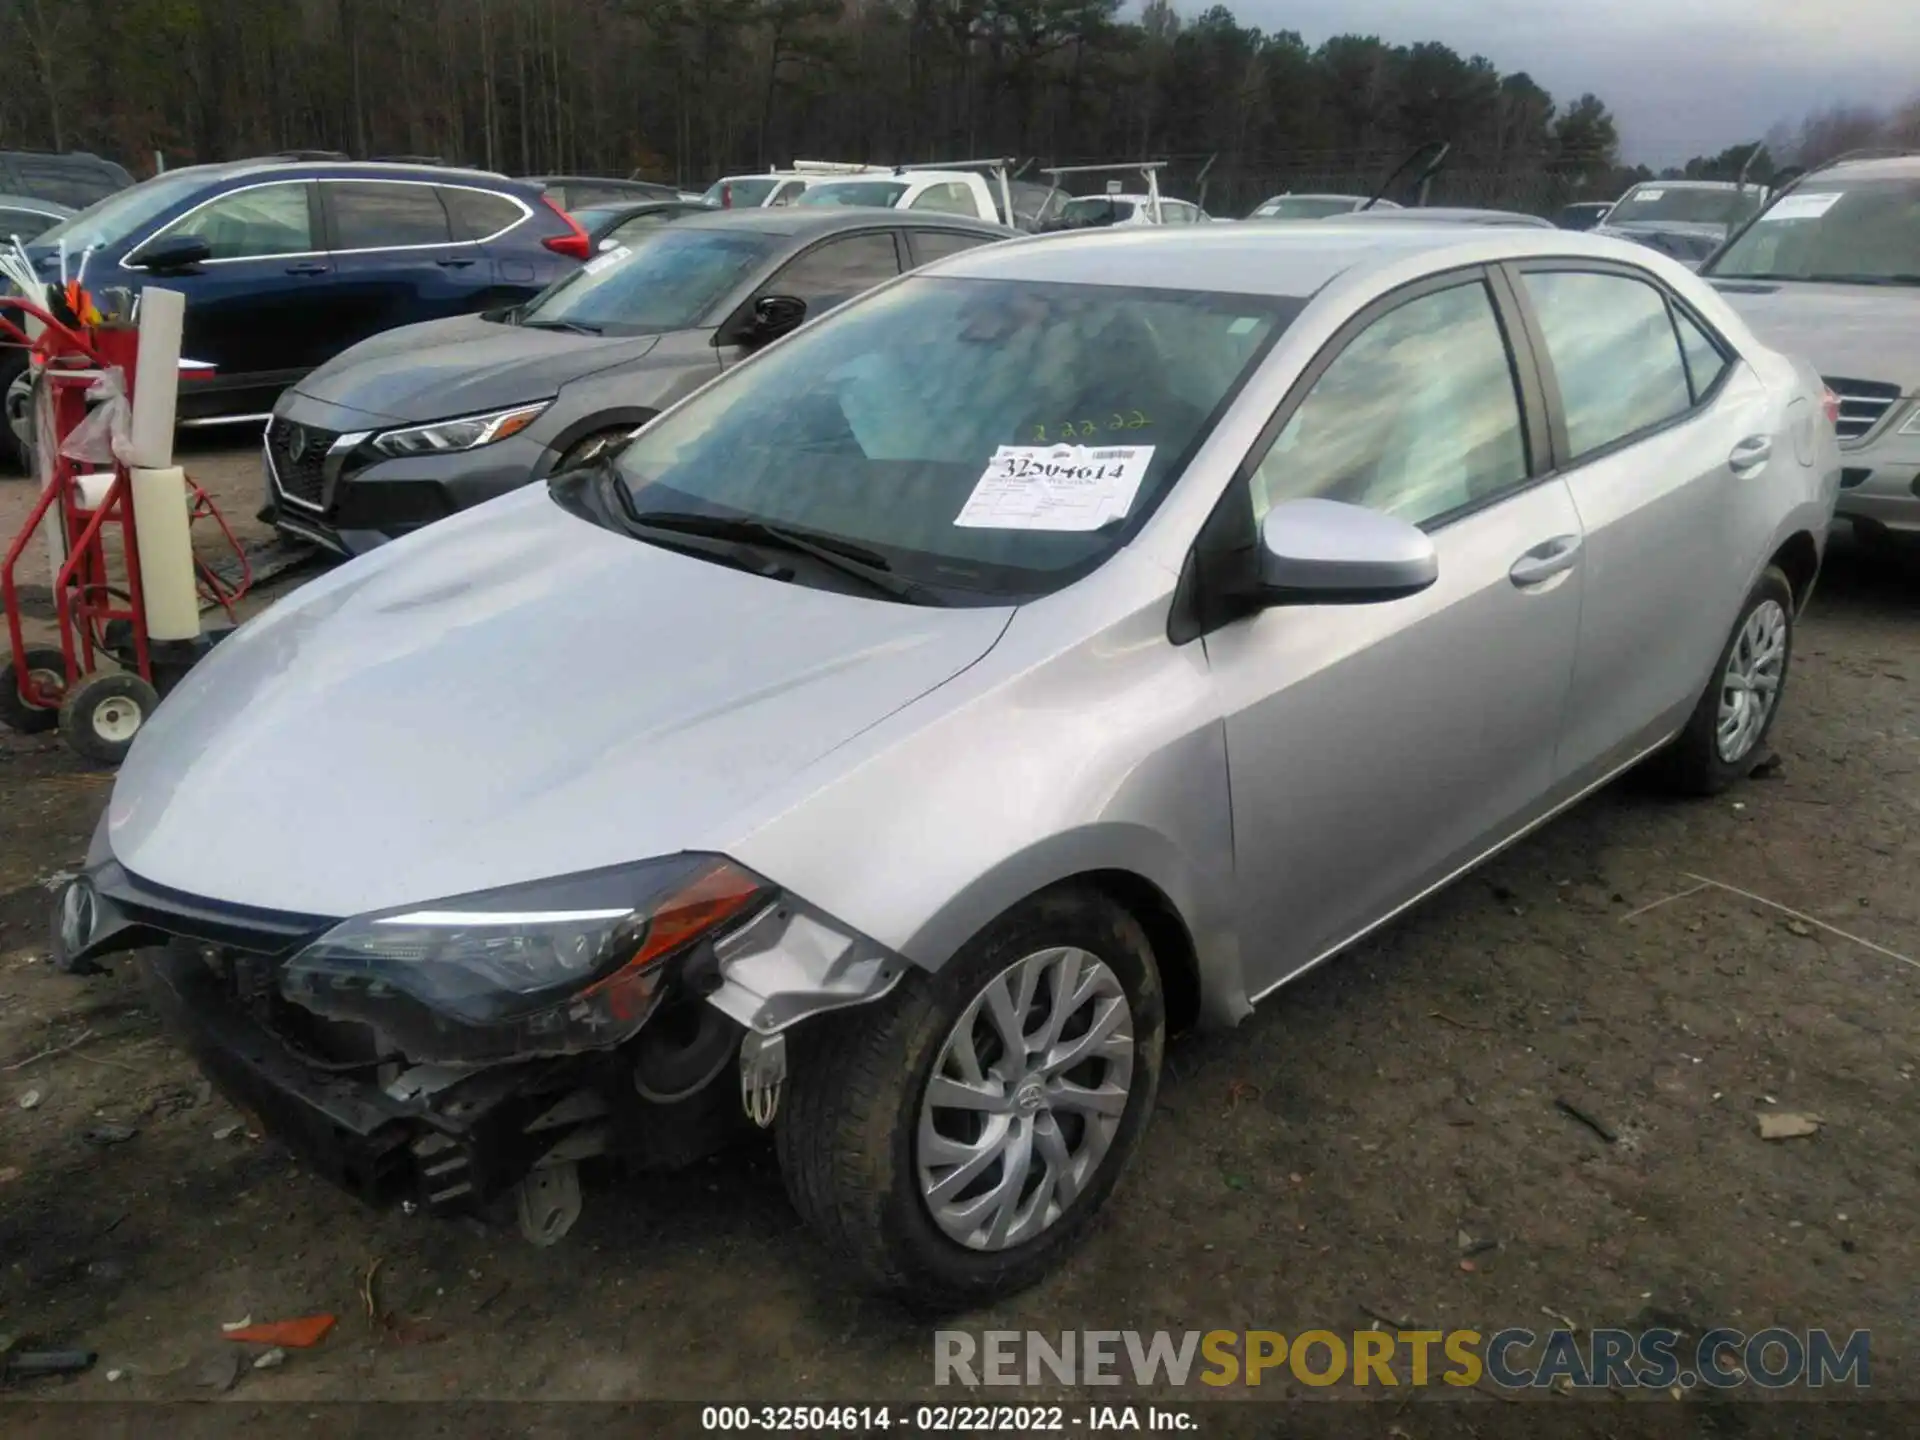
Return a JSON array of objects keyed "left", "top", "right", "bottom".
[
  {"left": 435, "top": 257, "right": 478, "bottom": 269},
  {"left": 284, "top": 262, "right": 329, "bottom": 276},
  {"left": 1509, "top": 533, "right": 1583, "bottom": 587},
  {"left": 1729, "top": 435, "right": 1773, "bottom": 475}
]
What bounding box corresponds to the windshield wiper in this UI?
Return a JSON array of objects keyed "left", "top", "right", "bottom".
[
  {"left": 520, "top": 317, "right": 604, "bottom": 334},
  {"left": 624, "top": 509, "right": 940, "bottom": 604}
]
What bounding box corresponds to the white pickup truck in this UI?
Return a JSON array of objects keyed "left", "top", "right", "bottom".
[{"left": 792, "top": 168, "right": 1008, "bottom": 224}]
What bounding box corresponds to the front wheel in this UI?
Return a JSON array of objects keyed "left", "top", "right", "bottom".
[
  {"left": 1651, "top": 565, "right": 1795, "bottom": 795},
  {"left": 776, "top": 886, "right": 1164, "bottom": 1310},
  {"left": 1, "top": 350, "right": 34, "bottom": 475}
]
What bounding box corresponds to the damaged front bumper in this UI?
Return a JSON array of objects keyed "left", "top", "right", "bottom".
[{"left": 53, "top": 849, "right": 911, "bottom": 1232}]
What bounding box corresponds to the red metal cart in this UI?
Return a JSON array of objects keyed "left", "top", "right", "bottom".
[{"left": 0, "top": 294, "right": 253, "bottom": 762}]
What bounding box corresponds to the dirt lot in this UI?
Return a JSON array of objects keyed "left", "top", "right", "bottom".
[{"left": 1, "top": 444, "right": 1915, "bottom": 1410}]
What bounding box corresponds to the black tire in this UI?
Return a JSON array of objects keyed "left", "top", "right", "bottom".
[
  {"left": 1651, "top": 565, "right": 1795, "bottom": 796},
  {"left": 1, "top": 348, "right": 33, "bottom": 475},
  {"left": 57, "top": 670, "right": 161, "bottom": 765},
  {"left": 776, "top": 885, "right": 1165, "bottom": 1311},
  {"left": 0, "top": 644, "right": 68, "bottom": 734}
]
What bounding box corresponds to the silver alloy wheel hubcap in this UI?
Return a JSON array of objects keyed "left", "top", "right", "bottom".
[
  {"left": 917, "top": 946, "right": 1134, "bottom": 1251},
  {"left": 1717, "top": 598, "right": 1787, "bottom": 763},
  {"left": 5, "top": 371, "right": 33, "bottom": 447}
]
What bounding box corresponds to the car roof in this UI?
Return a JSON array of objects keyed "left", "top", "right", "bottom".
[
  {"left": 1624, "top": 179, "right": 1756, "bottom": 192},
  {"left": 146, "top": 158, "right": 526, "bottom": 188},
  {"left": 674, "top": 205, "right": 1009, "bottom": 239},
  {"left": 0, "top": 192, "right": 73, "bottom": 214},
  {"left": 1259, "top": 193, "right": 1365, "bottom": 202},
  {"left": 1319, "top": 206, "right": 1554, "bottom": 228},
  {"left": 1812, "top": 154, "right": 1920, "bottom": 181},
  {"left": 941, "top": 225, "right": 1648, "bottom": 297}
]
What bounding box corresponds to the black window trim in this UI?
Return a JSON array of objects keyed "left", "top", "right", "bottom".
[
  {"left": 1170, "top": 262, "right": 1552, "bottom": 645},
  {"left": 1498, "top": 258, "right": 1739, "bottom": 475}
]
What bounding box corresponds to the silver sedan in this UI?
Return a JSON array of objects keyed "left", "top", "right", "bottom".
[{"left": 65, "top": 222, "right": 1839, "bottom": 1309}]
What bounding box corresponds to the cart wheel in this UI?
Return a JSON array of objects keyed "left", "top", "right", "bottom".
[
  {"left": 0, "top": 646, "right": 68, "bottom": 734},
  {"left": 58, "top": 671, "right": 161, "bottom": 765}
]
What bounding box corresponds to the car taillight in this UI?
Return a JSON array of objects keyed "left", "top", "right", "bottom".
[
  {"left": 1820, "top": 386, "right": 1841, "bottom": 428},
  {"left": 539, "top": 197, "right": 592, "bottom": 261},
  {"left": 719, "top": 183, "right": 733, "bottom": 209}
]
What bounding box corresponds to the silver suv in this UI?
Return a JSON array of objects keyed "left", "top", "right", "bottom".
[{"left": 1704, "top": 154, "right": 1920, "bottom": 549}]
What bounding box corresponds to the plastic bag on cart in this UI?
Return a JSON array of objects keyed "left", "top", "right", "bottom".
[{"left": 58, "top": 365, "right": 132, "bottom": 466}]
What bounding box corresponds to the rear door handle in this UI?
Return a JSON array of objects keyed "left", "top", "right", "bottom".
[
  {"left": 1509, "top": 533, "right": 1583, "bottom": 587},
  {"left": 1729, "top": 435, "right": 1773, "bottom": 474},
  {"left": 284, "top": 262, "right": 329, "bottom": 276},
  {"left": 435, "top": 257, "right": 478, "bottom": 269}
]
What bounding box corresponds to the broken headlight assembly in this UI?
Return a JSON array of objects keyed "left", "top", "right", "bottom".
[{"left": 278, "top": 854, "right": 768, "bottom": 1064}]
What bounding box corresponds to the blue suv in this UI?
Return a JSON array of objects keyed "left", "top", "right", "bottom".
[{"left": 5, "top": 159, "right": 588, "bottom": 468}]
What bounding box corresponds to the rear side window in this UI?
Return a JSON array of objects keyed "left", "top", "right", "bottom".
[
  {"left": 909, "top": 182, "right": 977, "bottom": 216},
  {"left": 1521, "top": 270, "right": 1691, "bottom": 459},
  {"left": 330, "top": 182, "right": 453, "bottom": 249},
  {"left": 910, "top": 229, "right": 994, "bottom": 266},
  {"left": 763, "top": 232, "right": 901, "bottom": 311},
  {"left": 441, "top": 187, "right": 524, "bottom": 240},
  {"left": 1672, "top": 308, "right": 1731, "bottom": 402}
]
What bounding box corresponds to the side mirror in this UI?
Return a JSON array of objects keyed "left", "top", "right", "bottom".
[
  {"left": 1257, "top": 498, "right": 1437, "bottom": 603},
  {"left": 128, "top": 234, "right": 212, "bottom": 273},
  {"left": 748, "top": 293, "right": 807, "bottom": 342}
]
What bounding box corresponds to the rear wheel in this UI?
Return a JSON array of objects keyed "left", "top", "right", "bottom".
[
  {"left": 1651, "top": 566, "right": 1794, "bottom": 795},
  {"left": 776, "top": 886, "right": 1164, "bottom": 1310},
  {"left": 0, "top": 645, "right": 68, "bottom": 734}
]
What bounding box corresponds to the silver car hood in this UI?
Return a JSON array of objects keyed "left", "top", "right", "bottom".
[
  {"left": 1712, "top": 280, "right": 1920, "bottom": 395},
  {"left": 109, "top": 488, "right": 1013, "bottom": 916}
]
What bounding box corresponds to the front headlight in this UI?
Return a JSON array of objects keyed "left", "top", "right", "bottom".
[
  {"left": 280, "top": 854, "right": 768, "bottom": 1062},
  {"left": 368, "top": 401, "right": 550, "bottom": 459}
]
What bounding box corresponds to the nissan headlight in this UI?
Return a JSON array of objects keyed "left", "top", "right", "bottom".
[
  {"left": 279, "top": 854, "right": 768, "bottom": 1063},
  {"left": 368, "top": 401, "right": 550, "bottom": 459}
]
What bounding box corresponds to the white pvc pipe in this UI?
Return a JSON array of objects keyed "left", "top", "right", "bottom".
[
  {"left": 129, "top": 465, "right": 199, "bottom": 641},
  {"left": 127, "top": 286, "right": 185, "bottom": 469}
]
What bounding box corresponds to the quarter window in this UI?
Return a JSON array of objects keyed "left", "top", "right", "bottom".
[
  {"left": 1521, "top": 270, "right": 1692, "bottom": 458},
  {"left": 166, "top": 182, "right": 312, "bottom": 260},
  {"left": 1251, "top": 280, "right": 1528, "bottom": 528},
  {"left": 1672, "top": 307, "right": 1731, "bottom": 402},
  {"left": 441, "top": 187, "right": 524, "bottom": 240},
  {"left": 329, "top": 182, "right": 454, "bottom": 249},
  {"left": 763, "top": 233, "right": 901, "bottom": 313},
  {"left": 911, "top": 229, "right": 993, "bottom": 265}
]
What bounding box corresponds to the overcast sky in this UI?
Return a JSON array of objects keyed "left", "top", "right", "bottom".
[{"left": 1225, "top": 0, "right": 1915, "bottom": 165}]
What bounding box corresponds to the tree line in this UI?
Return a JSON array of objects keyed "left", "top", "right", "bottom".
[{"left": 2, "top": 0, "right": 1911, "bottom": 216}]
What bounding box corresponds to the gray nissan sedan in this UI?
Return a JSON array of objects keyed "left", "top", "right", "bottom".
[
  {"left": 63, "top": 223, "right": 1838, "bottom": 1309},
  {"left": 262, "top": 206, "right": 1012, "bottom": 555}
]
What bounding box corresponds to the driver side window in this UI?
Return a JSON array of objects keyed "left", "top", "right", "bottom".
[
  {"left": 161, "top": 182, "right": 313, "bottom": 260},
  {"left": 1249, "top": 279, "right": 1529, "bottom": 529}
]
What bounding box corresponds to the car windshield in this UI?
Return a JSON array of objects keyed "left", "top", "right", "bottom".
[
  {"left": 703, "top": 177, "right": 782, "bottom": 208},
  {"left": 610, "top": 275, "right": 1301, "bottom": 602},
  {"left": 1062, "top": 197, "right": 1136, "bottom": 224},
  {"left": 1250, "top": 196, "right": 1361, "bottom": 219},
  {"left": 34, "top": 170, "right": 212, "bottom": 251},
  {"left": 520, "top": 226, "right": 777, "bottom": 332},
  {"left": 1609, "top": 186, "right": 1763, "bottom": 226},
  {"left": 796, "top": 181, "right": 909, "bottom": 209},
  {"left": 1708, "top": 178, "right": 1920, "bottom": 284}
]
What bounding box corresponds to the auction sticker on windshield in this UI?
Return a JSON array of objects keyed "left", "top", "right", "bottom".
[
  {"left": 1762, "top": 192, "right": 1842, "bottom": 222},
  {"left": 954, "top": 444, "right": 1154, "bottom": 531}
]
